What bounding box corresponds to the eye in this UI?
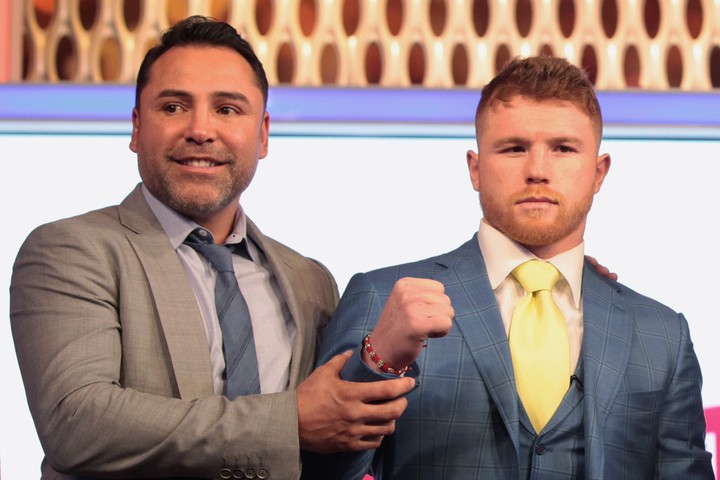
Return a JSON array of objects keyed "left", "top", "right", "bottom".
[
  {"left": 218, "top": 105, "right": 241, "bottom": 115},
  {"left": 162, "top": 104, "right": 183, "bottom": 114},
  {"left": 556, "top": 145, "right": 576, "bottom": 153},
  {"left": 501, "top": 145, "right": 525, "bottom": 154}
]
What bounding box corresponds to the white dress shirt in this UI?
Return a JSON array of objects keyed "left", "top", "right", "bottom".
[
  {"left": 477, "top": 220, "right": 584, "bottom": 374},
  {"left": 142, "top": 186, "right": 294, "bottom": 395}
]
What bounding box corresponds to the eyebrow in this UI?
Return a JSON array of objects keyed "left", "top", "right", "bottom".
[
  {"left": 493, "top": 135, "right": 585, "bottom": 146},
  {"left": 549, "top": 136, "right": 584, "bottom": 145},
  {"left": 156, "top": 89, "right": 250, "bottom": 104},
  {"left": 157, "top": 89, "right": 192, "bottom": 101}
]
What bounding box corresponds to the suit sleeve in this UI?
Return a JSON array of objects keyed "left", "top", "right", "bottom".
[
  {"left": 10, "top": 220, "right": 305, "bottom": 479},
  {"left": 302, "top": 272, "right": 404, "bottom": 480},
  {"left": 655, "top": 313, "right": 714, "bottom": 478}
]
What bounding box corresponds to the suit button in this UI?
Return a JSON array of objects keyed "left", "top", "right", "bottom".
[
  {"left": 257, "top": 467, "right": 269, "bottom": 478},
  {"left": 534, "top": 443, "right": 546, "bottom": 455},
  {"left": 232, "top": 468, "right": 245, "bottom": 479},
  {"left": 245, "top": 467, "right": 257, "bottom": 478},
  {"left": 220, "top": 468, "right": 233, "bottom": 479}
]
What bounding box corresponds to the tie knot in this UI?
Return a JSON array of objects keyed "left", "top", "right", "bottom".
[
  {"left": 512, "top": 260, "right": 559, "bottom": 293},
  {"left": 184, "top": 228, "right": 252, "bottom": 273},
  {"left": 185, "top": 227, "right": 215, "bottom": 246},
  {"left": 184, "top": 228, "right": 234, "bottom": 273}
]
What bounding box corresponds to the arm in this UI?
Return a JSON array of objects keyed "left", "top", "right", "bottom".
[
  {"left": 301, "top": 272, "right": 453, "bottom": 479},
  {"left": 297, "top": 351, "right": 414, "bottom": 452},
  {"left": 656, "top": 313, "right": 714, "bottom": 478},
  {"left": 10, "top": 220, "right": 301, "bottom": 478},
  {"left": 261, "top": 233, "right": 415, "bottom": 454}
]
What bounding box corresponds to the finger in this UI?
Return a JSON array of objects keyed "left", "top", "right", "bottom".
[
  {"left": 416, "top": 290, "right": 453, "bottom": 306},
  {"left": 336, "top": 436, "right": 385, "bottom": 452},
  {"left": 395, "top": 277, "right": 446, "bottom": 293},
  {"left": 359, "top": 421, "right": 397, "bottom": 438},
  {"left": 358, "top": 435, "right": 384, "bottom": 446},
  {"left": 357, "top": 397, "right": 409, "bottom": 425},
  {"left": 357, "top": 379, "right": 414, "bottom": 404},
  {"left": 410, "top": 304, "right": 454, "bottom": 337},
  {"left": 419, "top": 302, "right": 455, "bottom": 318}
]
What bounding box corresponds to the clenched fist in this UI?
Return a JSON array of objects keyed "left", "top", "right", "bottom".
[{"left": 364, "top": 277, "right": 454, "bottom": 373}]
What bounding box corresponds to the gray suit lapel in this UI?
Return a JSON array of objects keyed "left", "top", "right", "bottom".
[
  {"left": 119, "top": 186, "right": 214, "bottom": 399},
  {"left": 580, "top": 264, "right": 633, "bottom": 478},
  {"left": 434, "top": 239, "right": 521, "bottom": 449}
]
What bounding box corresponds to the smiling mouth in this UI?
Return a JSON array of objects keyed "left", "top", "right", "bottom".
[{"left": 177, "top": 158, "right": 222, "bottom": 168}]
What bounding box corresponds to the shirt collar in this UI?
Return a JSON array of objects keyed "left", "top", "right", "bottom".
[
  {"left": 477, "top": 219, "right": 585, "bottom": 308},
  {"left": 141, "top": 184, "right": 248, "bottom": 249}
]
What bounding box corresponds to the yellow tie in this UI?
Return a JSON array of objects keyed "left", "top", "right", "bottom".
[{"left": 509, "top": 260, "right": 571, "bottom": 433}]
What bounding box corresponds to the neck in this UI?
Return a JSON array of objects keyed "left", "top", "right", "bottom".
[{"left": 525, "top": 238, "right": 582, "bottom": 260}]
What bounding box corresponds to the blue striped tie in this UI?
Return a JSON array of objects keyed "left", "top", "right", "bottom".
[{"left": 184, "top": 228, "right": 261, "bottom": 398}]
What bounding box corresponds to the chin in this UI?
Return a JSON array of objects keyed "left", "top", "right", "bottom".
[{"left": 505, "top": 221, "right": 565, "bottom": 246}]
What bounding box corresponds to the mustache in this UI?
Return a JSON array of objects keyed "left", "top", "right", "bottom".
[
  {"left": 512, "top": 187, "right": 561, "bottom": 204},
  {"left": 168, "top": 147, "right": 234, "bottom": 164}
]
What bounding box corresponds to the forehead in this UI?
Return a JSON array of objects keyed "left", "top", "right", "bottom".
[
  {"left": 478, "top": 96, "right": 599, "bottom": 142},
  {"left": 142, "top": 45, "right": 261, "bottom": 101}
]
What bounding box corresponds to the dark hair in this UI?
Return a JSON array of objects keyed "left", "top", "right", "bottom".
[
  {"left": 134, "top": 15, "right": 269, "bottom": 109},
  {"left": 475, "top": 56, "right": 602, "bottom": 140}
]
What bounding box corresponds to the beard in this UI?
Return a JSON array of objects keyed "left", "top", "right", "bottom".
[
  {"left": 480, "top": 187, "right": 593, "bottom": 247},
  {"left": 138, "top": 149, "right": 256, "bottom": 220},
  {"left": 149, "top": 171, "right": 244, "bottom": 218}
]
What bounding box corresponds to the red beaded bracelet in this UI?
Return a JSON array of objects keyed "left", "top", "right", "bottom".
[{"left": 362, "top": 334, "right": 410, "bottom": 375}]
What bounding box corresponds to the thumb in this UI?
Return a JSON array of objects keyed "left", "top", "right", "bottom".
[{"left": 320, "top": 350, "right": 354, "bottom": 373}]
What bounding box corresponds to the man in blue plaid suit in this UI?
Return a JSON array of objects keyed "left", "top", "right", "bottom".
[{"left": 302, "top": 56, "right": 714, "bottom": 479}]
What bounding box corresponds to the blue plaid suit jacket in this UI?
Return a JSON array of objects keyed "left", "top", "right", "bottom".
[{"left": 303, "top": 236, "right": 713, "bottom": 479}]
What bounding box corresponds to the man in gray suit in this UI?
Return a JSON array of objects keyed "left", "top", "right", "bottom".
[
  {"left": 10, "top": 16, "right": 414, "bottom": 479},
  {"left": 304, "top": 56, "right": 714, "bottom": 478}
]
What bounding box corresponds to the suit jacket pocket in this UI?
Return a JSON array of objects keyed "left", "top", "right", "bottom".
[{"left": 605, "top": 390, "right": 662, "bottom": 458}]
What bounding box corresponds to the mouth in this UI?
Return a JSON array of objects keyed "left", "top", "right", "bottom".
[
  {"left": 174, "top": 157, "right": 224, "bottom": 168},
  {"left": 515, "top": 196, "right": 559, "bottom": 206}
]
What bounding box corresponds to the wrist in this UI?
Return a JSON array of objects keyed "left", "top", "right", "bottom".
[{"left": 362, "top": 334, "right": 411, "bottom": 376}]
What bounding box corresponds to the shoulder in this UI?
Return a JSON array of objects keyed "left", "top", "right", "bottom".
[
  {"left": 11, "top": 205, "right": 131, "bottom": 298},
  {"left": 19, "top": 204, "right": 123, "bottom": 251},
  {"left": 619, "top": 282, "right": 688, "bottom": 333},
  {"left": 583, "top": 265, "right": 688, "bottom": 334},
  {"left": 345, "top": 237, "right": 480, "bottom": 294}
]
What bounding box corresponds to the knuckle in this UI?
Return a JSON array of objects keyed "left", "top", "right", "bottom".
[{"left": 390, "top": 399, "right": 408, "bottom": 418}]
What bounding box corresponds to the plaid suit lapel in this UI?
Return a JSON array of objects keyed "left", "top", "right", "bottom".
[{"left": 435, "top": 239, "right": 522, "bottom": 451}]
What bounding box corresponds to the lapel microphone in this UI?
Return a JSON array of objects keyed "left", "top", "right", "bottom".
[{"left": 570, "top": 374, "right": 584, "bottom": 392}]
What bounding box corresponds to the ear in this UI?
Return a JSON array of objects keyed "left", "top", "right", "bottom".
[
  {"left": 467, "top": 149, "right": 481, "bottom": 192},
  {"left": 593, "top": 153, "right": 611, "bottom": 194},
  {"left": 258, "top": 111, "right": 270, "bottom": 159},
  {"left": 129, "top": 108, "right": 140, "bottom": 153}
]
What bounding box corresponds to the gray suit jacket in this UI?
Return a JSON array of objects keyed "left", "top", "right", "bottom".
[
  {"left": 10, "top": 185, "right": 338, "bottom": 479},
  {"left": 305, "top": 236, "right": 713, "bottom": 479}
]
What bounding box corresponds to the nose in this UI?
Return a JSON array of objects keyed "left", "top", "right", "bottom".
[
  {"left": 525, "top": 149, "right": 549, "bottom": 184},
  {"left": 184, "top": 109, "right": 216, "bottom": 145}
]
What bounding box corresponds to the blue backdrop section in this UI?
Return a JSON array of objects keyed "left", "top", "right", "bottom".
[{"left": 2, "top": 84, "right": 720, "bottom": 138}]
